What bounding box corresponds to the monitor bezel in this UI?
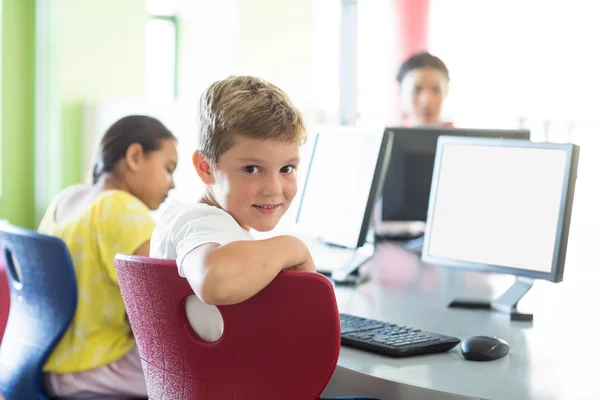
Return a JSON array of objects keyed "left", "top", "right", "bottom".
[
  {"left": 296, "top": 129, "right": 393, "bottom": 249},
  {"left": 421, "top": 135, "right": 579, "bottom": 283}
]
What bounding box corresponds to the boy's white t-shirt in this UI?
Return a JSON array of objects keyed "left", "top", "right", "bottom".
[{"left": 150, "top": 200, "right": 253, "bottom": 342}]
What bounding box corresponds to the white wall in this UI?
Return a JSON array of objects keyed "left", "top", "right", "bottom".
[
  {"left": 58, "top": 0, "right": 147, "bottom": 102},
  {"left": 177, "top": 0, "right": 240, "bottom": 104},
  {"left": 236, "top": 0, "right": 314, "bottom": 114},
  {"left": 177, "top": 0, "right": 336, "bottom": 125}
]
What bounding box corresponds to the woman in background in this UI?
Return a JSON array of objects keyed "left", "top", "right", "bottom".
[
  {"left": 376, "top": 52, "right": 453, "bottom": 239},
  {"left": 396, "top": 51, "right": 452, "bottom": 127},
  {"left": 39, "top": 115, "right": 178, "bottom": 398}
]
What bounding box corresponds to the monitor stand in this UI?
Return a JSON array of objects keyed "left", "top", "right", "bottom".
[
  {"left": 448, "top": 276, "right": 534, "bottom": 321},
  {"left": 329, "top": 241, "right": 374, "bottom": 286},
  {"left": 309, "top": 239, "right": 374, "bottom": 286}
]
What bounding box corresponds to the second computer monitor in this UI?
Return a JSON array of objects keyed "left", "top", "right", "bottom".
[
  {"left": 296, "top": 129, "right": 392, "bottom": 249},
  {"left": 381, "top": 127, "right": 531, "bottom": 223},
  {"left": 421, "top": 136, "right": 579, "bottom": 321},
  {"left": 422, "top": 136, "right": 579, "bottom": 283}
]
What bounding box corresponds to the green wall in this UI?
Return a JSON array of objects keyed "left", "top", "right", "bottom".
[
  {"left": 0, "top": 0, "right": 36, "bottom": 228},
  {"left": 56, "top": 0, "right": 146, "bottom": 189}
]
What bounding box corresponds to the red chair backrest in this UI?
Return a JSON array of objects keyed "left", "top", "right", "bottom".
[
  {"left": 0, "top": 262, "right": 8, "bottom": 343},
  {"left": 114, "top": 254, "right": 341, "bottom": 400}
]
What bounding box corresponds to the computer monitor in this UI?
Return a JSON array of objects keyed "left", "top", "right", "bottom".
[
  {"left": 380, "top": 127, "right": 531, "bottom": 225},
  {"left": 296, "top": 129, "right": 393, "bottom": 249},
  {"left": 422, "top": 136, "right": 579, "bottom": 321}
]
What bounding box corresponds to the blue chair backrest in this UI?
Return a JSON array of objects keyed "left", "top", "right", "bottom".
[{"left": 0, "top": 224, "right": 77, "bottom": 400}]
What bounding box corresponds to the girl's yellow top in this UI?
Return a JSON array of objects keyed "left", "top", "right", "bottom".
[{"left": 38, "top": 188, "right": 155, "bottom": 373}]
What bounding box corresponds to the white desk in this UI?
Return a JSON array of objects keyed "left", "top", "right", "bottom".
[{"left": 322, "top": 214, "right": 598, "bottom": 399}]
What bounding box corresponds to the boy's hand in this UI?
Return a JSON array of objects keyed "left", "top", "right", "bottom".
[{"left": 282, "top": 235, "right": 316, "bottom": 272}]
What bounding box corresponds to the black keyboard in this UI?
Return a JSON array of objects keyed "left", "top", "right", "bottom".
[{"left": 340, "top": 313, "right": 461, "bottom": 357}]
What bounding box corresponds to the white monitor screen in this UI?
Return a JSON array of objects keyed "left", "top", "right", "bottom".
[
  {"left": 426, "top": 142, "right": 568, "bottom": 274},
  {"left": 296, "top": 131, "right": 384, "bottom": 248}
]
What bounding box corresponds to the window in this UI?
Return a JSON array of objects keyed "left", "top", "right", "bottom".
[
  {"left": 428, "top": 0, "right": 600, "bottom": 135},
  {"left": 356, "top": 0, "right": 395, "bottom": 127},
  {"left": 145, "top": 0, "right": 179, "bottom": 102},
  {"left": 311, "top": 0, "right": 342, "bottom": 124}
]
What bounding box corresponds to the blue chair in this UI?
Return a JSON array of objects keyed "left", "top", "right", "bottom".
[{"left": 0, "top": 224, "right": 77, "bottom": 400}]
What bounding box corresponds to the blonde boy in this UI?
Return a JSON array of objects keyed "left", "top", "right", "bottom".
[{"left": 150, "top": 76, "right": 315, "bottom": 340}]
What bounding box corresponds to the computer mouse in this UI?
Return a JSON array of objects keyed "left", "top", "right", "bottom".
[{"left": 460, "top": 335, "right": 510, "bottom": 361}]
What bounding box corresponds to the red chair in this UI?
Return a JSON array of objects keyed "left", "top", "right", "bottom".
[
  {"left": 0, "top": 260, "right": 8, "bottom": 343},
  {"left": 114, "top": 255, "right": 341, "bottom": 400}
]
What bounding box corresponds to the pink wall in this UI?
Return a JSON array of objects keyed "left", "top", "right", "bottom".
[
  {"left": 393, "top": 0, "right": 430, "bottom": 63},
  {"left": 390, "top": 0, "right": 431, "bottom": 123}
]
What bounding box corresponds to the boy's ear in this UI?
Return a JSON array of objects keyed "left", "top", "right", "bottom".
[
  {"left": 124, "top": 143, "right": 144, "bottom": 172},
  {"left": 193, "top": 150, "right": 215, "bottom": 185}
]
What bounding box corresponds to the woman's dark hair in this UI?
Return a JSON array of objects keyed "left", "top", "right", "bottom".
[
  {"left": 396, "top": 52, "right": 450, "bottom": 85},
  {"left": 92, "top": 115, "right": 176, "bottom": 184}
]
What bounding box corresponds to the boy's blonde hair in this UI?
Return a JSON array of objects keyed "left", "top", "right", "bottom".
[{"left": 197, "top": 76, "right": 306, "bottom": 164}]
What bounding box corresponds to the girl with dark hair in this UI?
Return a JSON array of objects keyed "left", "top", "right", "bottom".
[
  {"left": 397, "top": 52, "right": 452, "bottom": 127},
  {"left": 38, "top": 115, "right": 178, "bottom": 398}
]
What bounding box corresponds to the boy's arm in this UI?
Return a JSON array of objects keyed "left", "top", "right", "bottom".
[{"left": 181, "top": 235, "right": 315, "bottom": 306}]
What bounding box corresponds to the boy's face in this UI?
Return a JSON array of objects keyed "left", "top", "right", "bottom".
[
  {"left": 204, "top": 136, "right": 300, "bottom": 232},
  {"left": 400, "top": 67, "right": 449, "bottom": 126}
]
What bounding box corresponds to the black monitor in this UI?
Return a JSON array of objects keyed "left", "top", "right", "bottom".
[
  {"left": 381, "top": 127, "right": 531, "bottom": 224},
  {"left": 422, "top": 136, "right": 579, "bottom": 321}
]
